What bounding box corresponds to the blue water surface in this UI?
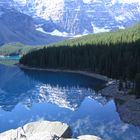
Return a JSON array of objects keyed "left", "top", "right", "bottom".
[
  {"left": 0, "top": 55, "right": 21, "bottom": 60},
  {"left": 0, "top": 63, "right": 140, "bottom": 140}
]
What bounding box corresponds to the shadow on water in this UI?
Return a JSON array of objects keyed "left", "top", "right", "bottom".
[{"left": 21, "top": 68, "right": 106, "bottom": 91}]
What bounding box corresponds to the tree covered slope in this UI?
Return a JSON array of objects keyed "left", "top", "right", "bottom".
[
  {"left": 20, "top": 23, "right": 140, "bottom": 81},
  {"left": 53, "top": 22, "right": 140, "bottom": 46},
  {"left": 0, "top": 43, "right": 42, "bottom": 56}
]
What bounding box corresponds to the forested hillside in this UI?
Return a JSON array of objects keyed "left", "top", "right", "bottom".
[
  {"left": 53, "top": 23, "right": 140, "bottom": 47},
  {"left": 0, "top": 43, "right": 42, "bottom": 56},
  {"left": 20, "top": 23, "right": 140, "bottom": 90}
]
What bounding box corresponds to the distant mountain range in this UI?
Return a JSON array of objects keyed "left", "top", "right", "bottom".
[
  {"left": 0, "top": 4, "right": 65, "bottom": 45},
  {"left": 0, "top": 0, "right": 140, "bottom": 45}
]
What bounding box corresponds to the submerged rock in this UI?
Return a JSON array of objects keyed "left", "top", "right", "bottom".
[
  {"left": 115, "top": 98, "right": 140, "bottom": 126},
  {"left": 0, "top": 121, "right": 72, "bottom": 140}
]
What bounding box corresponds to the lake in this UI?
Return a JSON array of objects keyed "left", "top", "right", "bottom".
[
  {"left": 0, "top": 64, "right": 140, "bottom": 140},
  {"left": 0, "top": 55, "right": 21, "bottom": 60}
]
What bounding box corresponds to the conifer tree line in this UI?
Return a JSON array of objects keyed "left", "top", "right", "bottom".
[
  {"left": 20, "top": 23, "right": 140, "bottom": 94},
  {"left": 20, "top": 43, "right": 140, "bottom": 80}
]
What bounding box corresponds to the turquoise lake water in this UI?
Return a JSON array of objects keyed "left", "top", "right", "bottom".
[
  {"left": 0, "top": 55, "right": 21, "bottom": 60},
  {"left": 0, "top": 63, "right": 140, "bottom": 140}
]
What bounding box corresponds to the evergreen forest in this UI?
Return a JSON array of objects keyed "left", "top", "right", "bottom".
[{"left": 20, "top": 23, "right": 140, "bottom": 94}]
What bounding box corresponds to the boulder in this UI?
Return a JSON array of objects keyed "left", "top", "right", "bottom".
[
  {"left": 0, "top": 121, "right": 72, "bottom": 140},
  {"left": 0, "top": 121, "right": 102, "bottom": 140}
]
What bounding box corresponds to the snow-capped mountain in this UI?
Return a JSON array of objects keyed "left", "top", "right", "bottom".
[
  {"left": 0, "top": 0, "right": 140, "bottom": 42},
  {"left": 0, "top": 0, "right": 65, "bottom": 45},
  {"left": 8, "top": 0, "right": 140, "bottom": 36}
]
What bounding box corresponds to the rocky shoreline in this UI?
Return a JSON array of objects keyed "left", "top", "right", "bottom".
[
  {"left": 18, "top": 64, "right": 138, "bottom": 102},
  {"left": 18, "top": 64, "right": 109, "bottom": 82},
  {"left": 99, "top": 80, "right": 140, "bottom": 127},
  {"left": 0, "top": 121, "right": 102, "bottom": 140}
]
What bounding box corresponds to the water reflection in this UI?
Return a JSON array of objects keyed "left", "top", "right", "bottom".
[
  {"left": 115, "top": 98, "right": 140, "bottom": 126},
  {"left": 21, "top": 68, "right": 106, "bottom": 90},
  {"left": 0, "top": 64, "right": 140, "bottom": 140},
  {"left": 0, "top": 64, "right": 106, "bottom": 112},
  {"left": 0, "top": 55, "right": 21, "bottom": 60}
]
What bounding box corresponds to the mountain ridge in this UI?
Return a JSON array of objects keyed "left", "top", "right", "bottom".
[
  {"left": 0, "top": 0, "right": 140, "bottom": 45},
  {"left": 10, "top": 0, "right": 140, "bottom": 36},
  {"left": 0, "top": 5, "right": 65, "bottom": 45}
]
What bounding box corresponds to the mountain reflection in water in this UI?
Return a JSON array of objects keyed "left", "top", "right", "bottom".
[
  {"left": 0, "top": 65, "right": 106, "bottom": 112},
  {"left": 0, "top": 64, "right": 140, "bottom": 140}
]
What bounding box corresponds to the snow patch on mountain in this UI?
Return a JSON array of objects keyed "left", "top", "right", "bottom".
[
  {"left": 2, "top": 0, "right": 140, "bottom": 36},
  {"left": 36, "top": 27, "right": 48, "bottom": 34},
  {"left": 36, "top": 27, "right": 71, "bottom": 37},
  {"left": 47, "top": 30, "right": 70, "bottom": 37},
  {"left": 92, "top": 24, "right": 110, "bottom": 34},
  {"left": 118, "top": 26, "right": 125, "bottom": 29},
  {"left": 115, "top": 15, "right": 126, "bottom": 22}
]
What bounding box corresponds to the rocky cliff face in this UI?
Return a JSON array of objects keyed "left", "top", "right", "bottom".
[
  {"left": 0, "top": 3, "right": 65, "bottom": 45},
  {"left": 0, "top": 0, "right": 140, "bottom": 44},
  {"left": 9, "top": 0, "right": 140, "bottom": 36}
]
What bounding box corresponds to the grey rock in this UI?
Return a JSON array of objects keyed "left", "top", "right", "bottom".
[
  {"left": 0, "top": 121, "right": 72, "bottom": 140},
  {"left": 0, "top": 121, "right": 103, "bottom": 140},
  {"left": 115, "top": 98, "right": 140, "bottom": 126}
]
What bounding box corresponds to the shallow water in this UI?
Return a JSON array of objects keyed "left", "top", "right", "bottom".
[
  {"left": 0, "top": 55, "right": 21, "bottom": 60},
  {"left": 0, "top": 64, "right": 140, "bottom": 140}
]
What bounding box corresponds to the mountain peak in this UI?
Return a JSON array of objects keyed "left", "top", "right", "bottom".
[{"left": 1, "top": 0, "right": 140, "bottom": 37}]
